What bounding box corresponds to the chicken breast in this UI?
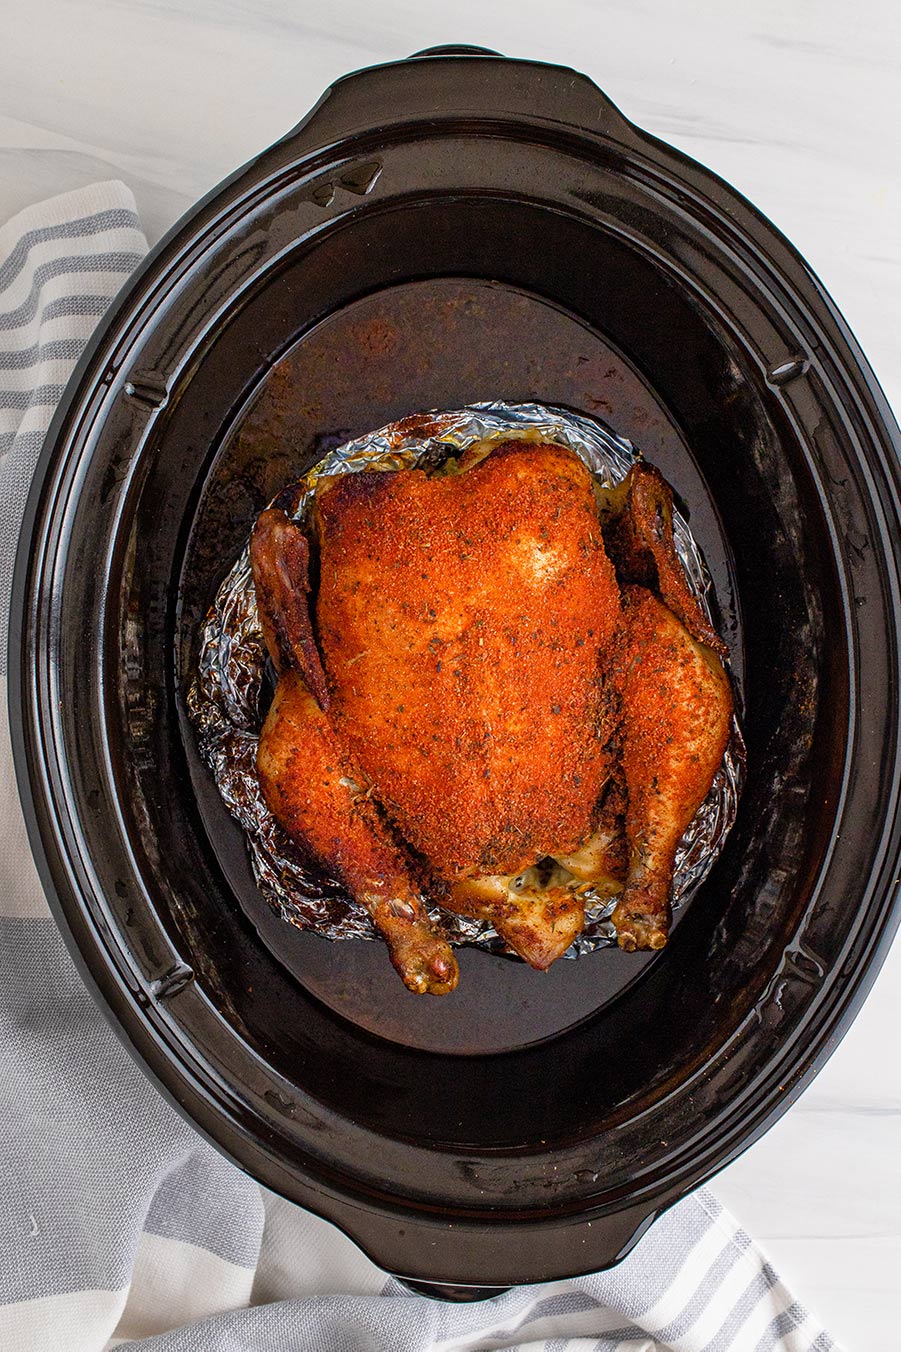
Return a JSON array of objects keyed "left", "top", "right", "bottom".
[
  {"left": 253, "top": 440, "right": 623, "bottom": 979},
  {"left": 313, "top": 440, "right": 622, "bottom": 884}
]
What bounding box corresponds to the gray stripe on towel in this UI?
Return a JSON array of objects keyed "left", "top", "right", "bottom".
[
  {"left": 0, "top": 209, "right": 140, "bottom": 293},
  {"left": 700, "top": 1259, "right": 782, "bottom": 1352},
  {"left": 0, "top": 252, "right": 142, "bottom": 329},
  {"left": 0, "top": 337, "right": 87, "bottom": 370}
]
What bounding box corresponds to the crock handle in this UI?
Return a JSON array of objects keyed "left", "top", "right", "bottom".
[
  {"left": 274, "top": 47, "right": 642, "bottom": 158},
  {"left": 408, "top": 45, "right": 502, "bottom": 58},
  {"left": 339, "top": 1201, "right": 661, "bottom": 1300}
]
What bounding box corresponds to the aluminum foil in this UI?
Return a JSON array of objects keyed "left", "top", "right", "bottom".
[{"left": 188, "top": 401, "right": 745, "bottom": 957}]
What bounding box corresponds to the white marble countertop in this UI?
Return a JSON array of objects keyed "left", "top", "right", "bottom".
[{"left": 3, "top": 2, "right": 899, "bottom": 1346}]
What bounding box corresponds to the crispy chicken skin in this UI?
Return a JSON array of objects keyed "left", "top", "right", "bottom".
[
  {"left": 611, "top": 586, "right": 733, "bottom": 950},
  {"left": 313, "top": 441, "right": 622, "bottom": 883},
  {"left": 249, "top": 437, "right": 734, "bottom": 990}
]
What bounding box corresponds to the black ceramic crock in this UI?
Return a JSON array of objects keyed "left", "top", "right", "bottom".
[{"left": 10, "top": 47, "right": 901, "bottom": 1298}]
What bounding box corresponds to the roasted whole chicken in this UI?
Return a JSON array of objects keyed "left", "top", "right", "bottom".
[{"left": 251, "top": 439, "right": 733, "bottom": 994}]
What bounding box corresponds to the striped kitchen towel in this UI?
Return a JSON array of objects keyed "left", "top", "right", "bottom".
[{"left": 0, "top": 182, "right": 840, "bottom": 1352}]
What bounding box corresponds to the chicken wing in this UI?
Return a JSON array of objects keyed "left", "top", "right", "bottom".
[
  {"left": 602, "top": 462, "right": 727, "bottom": 656},
  {"left": 250, "top": 507, "right": 329, "bottom": 708}
]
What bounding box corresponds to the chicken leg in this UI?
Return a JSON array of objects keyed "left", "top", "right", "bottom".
[{"left": 611, "top": 586, "right": 733, "bottom": 950}]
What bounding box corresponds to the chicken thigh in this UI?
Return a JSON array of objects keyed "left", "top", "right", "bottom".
[
  {"left": 610, "top": 586, "right": 733, "bottom": 950},
  {"left": 256, "top": 668, "right": 458, "bottom": 994}
]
